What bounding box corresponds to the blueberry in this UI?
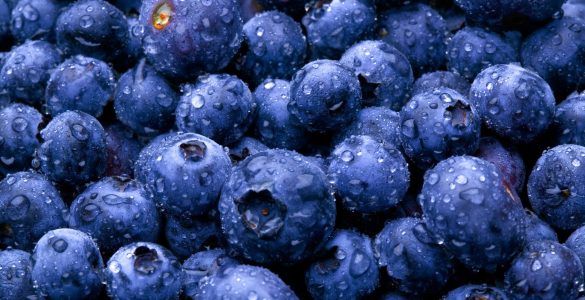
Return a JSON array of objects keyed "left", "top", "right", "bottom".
[
  {"left": 164, "top": 211, "right": 221, "bottom": 260},
  {"left": 474, "top": 136, "right": 525, "bottom": 194},
  {"left": 412, "top": 71, "right": 471, "bottom": 97},
  {"left": 0, "top": 103, "right": 43, "bottom": 176},
  {"left": 139, "top": 0, "right": 243, "bottom": 81},
  {"left": 219, "top": 149, "right": 336, "bottom": 265},
  {"left": 31, "top": 228, "right": 104, "bottom": 300},
  {"left": 524, "top": 210, "right": 558, "bottom": 244},
  {"left": 419, "top": 156, "right": 526, "bottom": 272},
  {"left": 235, "top": 11, "right": 307, "bottom": 86},
  {"left": 0, "top": 171, "right": 67, "bottom": 250},
  {"left": 0, "top": 249, "right": 33, "bottom": 300},
  {"left": 104, "top": 123, "right": 142, "bottom": 177},
  {"left": 400, "top": 87, "right": 481, "bottom": 169},
  {"left": 551, "top": 94, "right": 585, "bottom": 146},
  {"left": 55, "top": 0, "right": 129, "bottom": 63},
  {"left": 45, "top": 55, "right": 115, "bottom": 118},
  {"left": 302, "top": 0, "right": 376, "bottom": 59},
  {"left": 333, "top": 106, "right": 401, "bottom": 147},
  {"left": 37, "top": 110, "right": 107, "bottom": 186},
  {"left": 565, "top": 225, "right": 585, "bottom": 273},
  {"left": 377, "top": 4, "right": 448, "bottom": 74},
  {"left": 504, "top": 240, "right": 584, "bottom": 300},
  {"left": 124, "top": 16, "right": 144, "bottom": 65},
  {"left": 254, "top": 79, "right": 306, "bottom": 150},
  {"left": 175, "top": 74, "right": 255, "bottom": 145},
  {"left": 114, "top": 59, "right": 179, "bottom": 136},
  {"left": 0, "top": 40, "right": 62, "bottom": 105},
  {"left": 469, "top": 64, "right": 556, "bottom": 143},
  {"left": 227, "top": 136, "right": 269, "bottom": 164},
  {"left": 527, "top": 144, "right": 585, "bottom": 231},
  {"left": 443, "top": 284, "right": 510, "bottom": 300},
  {"left": 564, "top": 0, "right": 585, "bottom": 21},
  {"left": 134, "top": 132, "right": 231, "bottom": 218},
  {"left": 447, "top": 26, "right": 518, "bottom": 81},
  {"left": 305, "top": 230, "right": 379, "bottom": 299},
  {"left": 339, "top": 40, "right": 414, "bottom": 110},
  {"left": 195, "top": 264, "right": 298, "bottom": 300},
  {"left": 0, "top": 0, "right": 9, "bottom": 44},
  {"left": 289, "top": 59, "right": 362, "bottom": 133},
  {"left": 182, "top": 249, "right": 240, "bottom": 299},
  {"left": 105, "top": 242, "right": 182, "bottom": 300},
  {"left": 69, "top": 175, "right": 160, "bottom": 255},
  {"left": 328, "top": 135, "right": 409, "bottom": 213},
  {"left": 521, "top": 16, "right": 585, "bottom": 97},
  {"left": 9, "top": 0, "right": 63, "bottom": 43}
]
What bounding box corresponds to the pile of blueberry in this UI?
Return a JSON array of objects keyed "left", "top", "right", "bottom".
[{"left": 1, "top": 0, "right": 585, "bottom": 298}]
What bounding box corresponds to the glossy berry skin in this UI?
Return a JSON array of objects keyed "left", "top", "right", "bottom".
[
  {"left": 134, "top": 132, "right": 231, "bottom": 218},
  {"left": 164, "top": 212, "right": 220, "bottom": 260},
  {"left": 528, "top": 144, "right": 585, "bottom": 231},
  {"left": 302, "top": 0, "right": 376, "bottom": 59},
  {"left": 176, "top": 74, "right": 255, "bottom": 145},
  {"left": 524, "top": 210, "right": 558, "bottom": 244},
  {"left": 235, "top": 11, "right": 307, "bottom": 86},
  {"left": 564, "top": 0, "right": 585, "bottom": 21},
  {"left": 227, "top": 136, "right": 269, "bottom": 164},
  {"left": 45, "top": 55, "right": 115, "bottom": 118},
  {"left": 139, "top": 0, "right": 243, "bottom": 81},
  {"left": 289, "top": 60, "right": 362, "bottom": 133},
  {"left": 124, "top": 16, "right": 144, "bottom": 65},
  {"left": 565, "top": 225, "right": 585, "bottom": 273},
  {"left": 447, "top": 26, "right": 517, "bottom": 81},
  {"left": 114, "top": 60, "right": 179, "bottom": 136},
  {"left": 0, "top": 171, "right": 67, "bottom": 251},
  {"left": 339, "top": 40, "right": 414, "bottom": 110},
  {"left": 31, "top": 228, "right": 104, "bottom": 300},
  {"left": 469, "top": 64, "right": 555, "bottom": 143},
  {"left": 333, "top": 106, "right": 401, "bottom": 147},
  {"left": 306, "top": 230, "right": 379, "bottom": 300},
  {"left": 182, "top": 249, "right": 239, "bottom": 299},
  {"left": 400, "top": 88, "right": 481, "bottom": 169},
  {"left": 195, "top": 264, "right": 298, "bottom": 300},
  {"left": 104, "top": 123, "right": 142, "bottom": 177},
  {"left": 55, "top": 0, "right": 128, "bottom": 63},
  {"left": 377, "top": 4, "right": 448, "bottom": 74},
  {"left": 374, "top": 218, "right": 454, "bottom": 296},
  {"left": 0, "top": 40, "right": 62, "bottom": 105},
  {"left": 419, "top": 156, "right": 526, "bottom": 272},
  {"left": 69, "top": 176, "right": 160, "bottom": 255},
  {"left": 105, "top": 242, "right": 182, "bottom": 300},
  {"left": 0, "top": 103, "right": 42, "bottom": 176},
  {"left": 328, "top": 135, "right": 409, "bottom": 213},
  {"left": 0, "top": 249, "right": 33, "bottom": 300},
  {"left": 412, "top": 71, "right": 471, "bottom": 97},
  {"left": 37, "top": 111, "right": 106, "bottom": 186},
  {"left": 474, "top": 136, "right": 525, "bottom": 194},
  {"left": 254, "top": 79, "right": 306, "bottom": 150},
  {"left": 551, "top": 94, "right": 585, "bottom": 146},
  {"left": 10, "top": 0, "right": 63, "bottom": 43},
  {"left": 219, "top": 149, "right": 336, "bottom": 265},
  {"left": 444, "top": 284, "right": 510, "bottom": 300},
  {"left": 504, "top": 240, "right": 584, "bottom": 300},
  {"left": 522, "top": 17, "right": 585, "bottom": 97}
]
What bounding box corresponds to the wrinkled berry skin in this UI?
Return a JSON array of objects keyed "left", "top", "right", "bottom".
[
  {"left": 551, "top": 94, "right": 585, "bottom": 147},
  {"left": 374, "top": 218, "right": 454, "bottom": 296},
  {"left": 306, "top": 230, "right": 379, "bottom": 300},
  {"left": 0, "top": 40, "right": 62, "bottom": 105},
  {"left": 419, "top": 156, "right": 526, "bottom": 272},
  {"left": 528, "top": 144, "right": 585, "bottom": 231},
  {"left": 333, "top": 106, "right": 401, "bottom": 147},
  {"left": 139, "top": 0, "right": 243, "bottom": 81},
  {"left": 10, "top": 0, "right": 63, "bottom": 43},
  {"left": 328, "top": 135, "right": 409, "bottom": 213},
  {"left": 469, "top": 64, "right": 555, "bottom": 143},
  {"left": 474, "top": 136, "right": 525, "bottom": 194},
  {"left": 0, "top": 171, "right": 67, "bottom": 251},
  {"left": 164, "top": 212, "right": 220, "bottom": 260},
  {"left": 31, "top": 228, "right": 104, "bottom": 300},
  {"left": 377, "top": 4, "right": 448, "bottom": 74},
  {"left": 505, "top": 240, "right": 584, "bottom": 300},
  {"left": 340, "top": 40, "right": 414, "bottom": 110},
  {"left": 69, "top": 176, "right": 160, "bottom": 255},
  {"left": 236, "top": 11, "right": 307, "bottom": 86},
  {"left": 289, "top": 60, "right": 362, "bottom": 133},
  {"left": 219, "top": 149, "right": 336, "bottom": 265},
  {"left": 522, "top": 17, "right": 585, "bottom": 98},
  {"left": 0, "top": 249, "right": 33, "bottom": 300},
  {"left": 412, "top": 71, "right": 471, "bottom": 97},
  {"left": 444, "top": 284, "right": 510, "bottom": 300},
  {"left": 134, "top": 132, "right": 231, "bottom": 218},
  {"left": 0, "top": 103, "right": 42, "bottom": 176},
  {"left": 105, "top": 242, "right": 182, "bottom": 300},
  {"left": 400, "top": 87, "right": 481, "bottom": 169},
  {"left": 114, "top": 60, "right": 179, "bottom": 136},
  {"left": 181, "top": 249, "right": 240, "bottom": 299},
  {"left": 37, "top": 110, "right": 107, "bottom": 186},
  {"left": 176, "top": 74, "right": 255, "bottom": 145},
  {"left": 195, "top": 264, "right": 299, "bottom": 300},
  {"left": 55, "top": 0, "right": 129, "bottom": 63},
  {"left": 45, "top": 55, "right": 115, "bottom": 118}
]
